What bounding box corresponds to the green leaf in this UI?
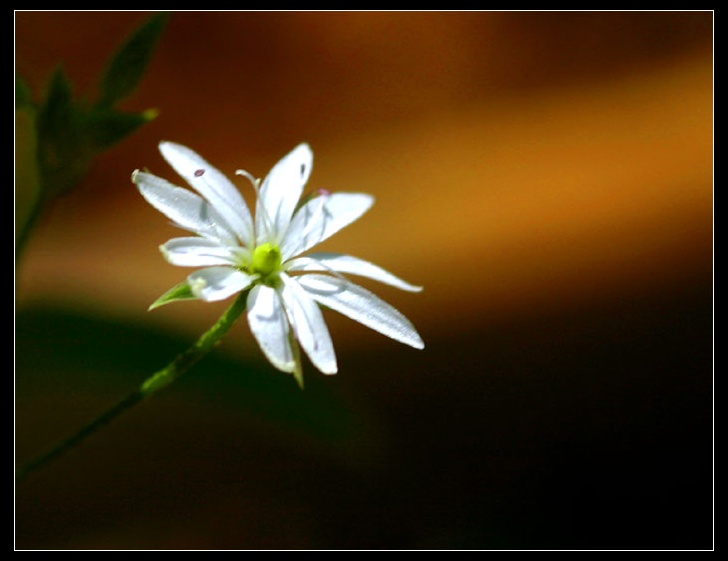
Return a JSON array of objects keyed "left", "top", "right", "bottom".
[
  {"left": 149, "top": 280, "right": 198, "bottom": 310},
  {"left": 96, "top": 12, "right": 168, "bottom": 108},
  {"left": 83, "top": 108, "right": 158, "bottom": 150}
]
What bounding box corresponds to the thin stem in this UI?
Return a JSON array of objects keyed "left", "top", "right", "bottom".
[
  {"left": 16, "top": 291, "right": 248, "bottom": 483},
  {"left": 15, "top": 390, "right": 144, "bottom": 483}
]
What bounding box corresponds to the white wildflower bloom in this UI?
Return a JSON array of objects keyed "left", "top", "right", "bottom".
[{"left": 132, "top": 142, "right": 423, "bottom": 385}]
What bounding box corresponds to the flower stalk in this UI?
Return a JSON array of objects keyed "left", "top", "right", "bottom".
[
  {"left": 140, "top": 290, "right": 248, "bottom": 396},
  {"left": 16, "top": 291, "right": 247, "bottom": 482}
]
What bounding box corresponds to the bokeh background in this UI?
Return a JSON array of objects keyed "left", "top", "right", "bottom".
[{"left": 16, "top": 11, "right": 712, "bottom": 549}]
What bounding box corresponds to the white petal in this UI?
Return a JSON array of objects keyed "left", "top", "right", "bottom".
[
  {"left": 161, "top": 237, "right": 244, "bottom": 267},
  {"left": 286, "top": 253, "right": 423, "bottom": 292},
  {"left": 280, "top": 193, "right": 374, "bottom": 260},
  {"left": 132, "top": 170, "right": 237, "bottom": 244},
  {"left": 297, "top": 274, "right": 424, "bottom": 349},
  {"left": 159, "top": 142, "right": 254, "bottom": 246},
  {"left": 257, "top": 143, "right": 313, "bottom": 244},
  {"left": 280, "top": 274, "right": 337, "bottom": 375},
  {"left": 247, "top": 284, "right": 296, "bottom": 374},
  {"left": 187, "top": 267, "right": 255, "bottom": 302}
]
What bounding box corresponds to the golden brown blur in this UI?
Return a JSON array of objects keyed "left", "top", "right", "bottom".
[{"left": 16, "top": 12, "right": 712, "bottom": 550}]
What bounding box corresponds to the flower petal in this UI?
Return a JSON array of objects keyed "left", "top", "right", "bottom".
[
  {"left": 247, "top": 284, "right": 297, "bottom": 374},
  {"left": 187, "top": 266, "right": 255, "bottom": 301},
  {"left": 286, "top": 253, "right": 423, "bottom": 292},
  {"left": 280, "top": 274, "right": 337, "bottom": 375},
  {"left": 161, "top": 237, "right": 245, "bottom": 267},
  {"left": 257, "top": 143, "right": 313, "bottom": 244},
  {"left": 132, "top": 170, "right": 237, "bottom": 244},
  {"left": 159, "top": 142, "right": 254, "bottom": 246},
  {"left": 280, "top": 193, "right": 374, "bottom": 259},
  {"left": 297, "top": 274, "right": 424, "bottom": 349}
]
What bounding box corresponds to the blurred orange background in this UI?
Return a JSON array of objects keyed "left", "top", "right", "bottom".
[{"left": 16, "top": 11, "right": 712, "bottom": 550}]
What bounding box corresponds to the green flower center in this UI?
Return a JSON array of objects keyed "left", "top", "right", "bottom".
[{"left": 250, "top": 242, "right": 282, "bottom": 280}]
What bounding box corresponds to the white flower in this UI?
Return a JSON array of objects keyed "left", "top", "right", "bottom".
[{"left": 132, "top": 142, "right": 423, "bottom": 385}]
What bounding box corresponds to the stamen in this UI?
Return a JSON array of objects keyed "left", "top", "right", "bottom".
[
  {"left": 236, "top": 169, "right": 275, "bottom": 241},
  {"left": 235, "top": 169, "right": 258, "bottom": 187},
  {"left": 194, "top": 169, "right": 205, "bottom": 177}
]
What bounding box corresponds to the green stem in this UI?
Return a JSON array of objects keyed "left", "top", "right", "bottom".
[{"left": 16, "top": 292, "right": 248, "bottom": 483}]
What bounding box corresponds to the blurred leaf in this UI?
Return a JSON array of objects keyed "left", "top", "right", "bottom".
[
  {"left": 20, "top": 15, "right": 166, "bottom": 205},
  {"left": 148, "top": 280, "right": 198, "bottom": 310},
  {"left": 83, "top": 107, "right": 158, "bottom": 151},
  {"left": 15, "top": 109, "right": 42, "bottom": 244},
  {"left": 96, "top": 12, "right": 168, "bottom": 108},
  {"left": 37, "top": 66, "right": 75, "bottom": 148},
  {"left": 16, "top": 15, "right": 166, "bottom": 259},
  {"left": 35, "top": 66, "right": 87, "bottom": 198},
  {"left": 15, "top": 74, "right": 34, "bottom": 109}
]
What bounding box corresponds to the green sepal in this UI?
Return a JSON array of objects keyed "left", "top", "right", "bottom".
[
  {"left": 96, "top": 12, "right": 168, "bottom": 108},
  {"left": 148, "top": 280, "right": 198, "bottom": 311}
]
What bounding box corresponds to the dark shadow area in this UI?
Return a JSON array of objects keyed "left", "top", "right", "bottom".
[{"left": 16, "top": 271, "right": 712, "bottom": 550}]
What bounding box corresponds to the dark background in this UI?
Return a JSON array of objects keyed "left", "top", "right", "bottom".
[{"left": 16, "top": 11, "right": 712, "bottom": 549}]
